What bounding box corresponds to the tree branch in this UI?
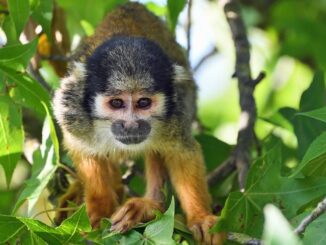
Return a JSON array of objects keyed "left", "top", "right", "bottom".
[
  {"left": 193, "top": 46, "right": 218, "bottom": 72},
  {"left": 186, "top": 0, "right": 193, "bottom": 58},
  {"left": 294, "top": 196, "right": 326, "bottom": 235},
  {"left": 207, "top": 0, "right": 265, "bottom": 189}
]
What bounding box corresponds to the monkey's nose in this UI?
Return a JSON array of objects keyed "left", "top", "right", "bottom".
[
  {"left": 111, "top": 119, "right": 151, "bottom": 145},
  {"left": 112, "top": 120, "right": 138, "bottom": 134}
]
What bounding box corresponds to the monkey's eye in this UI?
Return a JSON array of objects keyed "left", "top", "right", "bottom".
[
  {"left": 136, "top": 98, "right": 152, "bottom": 109},
  {"left": 109, "top": 99, "right": 124, "bottom": 109}
]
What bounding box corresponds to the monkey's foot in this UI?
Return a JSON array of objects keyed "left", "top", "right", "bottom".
[
  {"left": 110, "top": 197, "right": 163, "bottom": 233},
  {"left": 188, "top": 215, "right": 226, "bottom": 245}
]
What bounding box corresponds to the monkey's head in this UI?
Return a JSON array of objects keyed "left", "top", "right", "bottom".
[
  {"left": 54, "top": 36, "right": 194, "bottom": 154},
  {"left": 83, "top": 37, "right": 179, "bottom": 149}
]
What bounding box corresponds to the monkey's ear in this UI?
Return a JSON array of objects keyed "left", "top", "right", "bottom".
[
  {"left": 173, "top": 64, "right": 193, "bottom": 84},
  {"left": 52, "top": 61, "right": 88, "bottom": 129},
  {"left": 64, "top": 62, "right": 87, "bottom": 85}
]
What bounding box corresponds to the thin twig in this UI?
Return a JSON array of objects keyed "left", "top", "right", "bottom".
[
  {"left": 207, "top": 0, "right": 265, "bottom": 189},
  {"left": 207, "top": 157, "right": 236, "bottom": 186},
  {"left": 186, "top": 0, "right": 193, "bottom": 58},
  {"left": 32, "top": 206, "right": 78, "bottom": 219},
  {"left": 294, "top": 196, "right": 326, "bottom": 235},
  {"left": 28, "top": 64, "right": 52, "bottom": 92},
  {"left": 193, "top": 46, "right": 218, "bottom": 72},
  {"left": 58, "top": 162, "right": 78, "bottom": 179}
]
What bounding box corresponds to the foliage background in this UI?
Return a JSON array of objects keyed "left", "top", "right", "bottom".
[{"left": 0, "top": 0, "right": 326, "bottom": 244}]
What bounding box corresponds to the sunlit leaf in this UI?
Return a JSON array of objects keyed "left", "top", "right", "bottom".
[
  {"left": 0, "top": 95, "right": 23, "bottom": 186},
  {"left": 262, "top": 205, "right": 302, "bottom": 245},
  {"left": 13, "top": 116, "right": 58, "bottom": 214}
]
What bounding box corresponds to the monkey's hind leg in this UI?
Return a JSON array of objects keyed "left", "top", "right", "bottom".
[{"left": 110, "top": 153, "right": 166, "bottom": 233}]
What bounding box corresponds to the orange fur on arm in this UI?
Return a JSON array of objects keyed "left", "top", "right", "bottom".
[{"left": 72, "top": 153, "right": 121, "bottom": 227}]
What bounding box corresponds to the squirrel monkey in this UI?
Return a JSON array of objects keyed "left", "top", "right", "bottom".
[{"left": 53, "top": 3, "right": 224, "bottom": 244}]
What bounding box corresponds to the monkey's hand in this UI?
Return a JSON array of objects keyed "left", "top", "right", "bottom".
[
  {"left": 110, "top": 197, "right": 163, "bottom": 233},
  {"left": 188, "top": 215, "right": 226, "bottom": 245}
]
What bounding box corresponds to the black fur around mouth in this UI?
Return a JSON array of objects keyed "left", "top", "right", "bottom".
[{"left": 115, "top": 135, "right": 147, "bottom": 145}]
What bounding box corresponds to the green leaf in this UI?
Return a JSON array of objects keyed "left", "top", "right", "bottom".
[
  {"left": 31, "top": 0, "right": 53, "bottom": 38},
  {"left": 279, "top": 72, "right": 326, "bottom": 158},
  {"left": 13, "top": 116, "right": 58, "bottom": 214},
  {"left": 2, "top": 16, "right": 18, "bottom": 44},
  {"left": 0, "top": 215, "right": 24, "bottom": 243},
  {"left": 146, "top": 2, "right": 167, "bottom": 17},
  {"left": 17, "top": 218, "right": 63, "bottom": 245},
  {"left": 119, "top": 230, "right": 143, "bottom": 245},
  {"left": 291, "top": 131, "right": 326, "bottom": 177},
  {"left": 80, "top": 20, "right": 95, "bottom": 36},
  {"left": 195, "top": 134, "right": 231, "bottom": 172},
  {"left": 299, "top": 71, "right": 325, "bottom": 112},
  {"left": 0, "top": 65, "right": 50, "bottom": 117},
  {"left": 297, "top": 107, "right": 326, "bottom": 124},
  {"left": 8, "top": 0, "right": 30, "bottom": 36},
  {"left": 280, "top": 107, "right": 326, "bottom": 158},
  {"left": 42, "top": 102, "right": 60, "bottom": 164},
  {"left": 57, "top": 205, "right": 92, "bottom": 240},
  {"left": 144, "top": 197, "right": 175, "bottom": 244},
  {"left": 0, "top": 39, "right": 38, "bottom": 69},
  {"left": 215, "top": 141, "right": 326, "bottom": 237},
  {"left": 20, "top": 230, "right": 47, "bottom": 245},
  {"left": 0, "top": 95, "right": 23, "bottom": 186},
  {"left": 262, "top": 205, "right": 302, "bottom": 245},
  {"left": 167, "top": 0, "right": 187, "bottom": 32}
]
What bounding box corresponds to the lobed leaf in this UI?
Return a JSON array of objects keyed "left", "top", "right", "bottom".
[
  {"left": 215, "top": 141, "right": 326, "bottom": 237},
  {"left": 0, "top": 215, "right": 24, "bottom": 243}
]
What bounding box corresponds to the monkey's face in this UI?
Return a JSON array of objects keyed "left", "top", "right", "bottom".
[
  {"left": 92, "top": 91, "right": 166, "bottom": 146},
  {"left": 82, "top": 37, "right": 176, "bottom": 150}
]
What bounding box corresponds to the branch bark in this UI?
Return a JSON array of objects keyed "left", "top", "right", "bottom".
[
  {"left": 186, "top": 0, "right": 193, "bottom": 58},
  {"left": 207, "top": 0, "right": 265, "bottom": 189},
  {"left": 294, "top": 196, "right": 326, "bottom": 235}
]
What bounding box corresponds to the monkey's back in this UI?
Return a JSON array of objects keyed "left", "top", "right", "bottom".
[{"left": 80, "top": 3, "right": 188, "bottom": 67}]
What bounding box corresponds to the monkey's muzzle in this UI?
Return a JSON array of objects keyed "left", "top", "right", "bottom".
[{"left": 111, "top": 119, "right": 151, "bottom": 145}]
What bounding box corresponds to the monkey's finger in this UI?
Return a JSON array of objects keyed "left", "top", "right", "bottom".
[
  {"left": 111, "top": 203, "right": 134, "bottom": 226},
  {"left": 190, "top": 224, "right": 203, "bottom": 243},
  {"left": 212, "top": 233, "right": 224, "bottom": 245}
]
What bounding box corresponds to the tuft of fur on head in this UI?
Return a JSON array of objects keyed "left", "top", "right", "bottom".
[{"left": 53, "top": 62, "right": 90, "bottom": 136}]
